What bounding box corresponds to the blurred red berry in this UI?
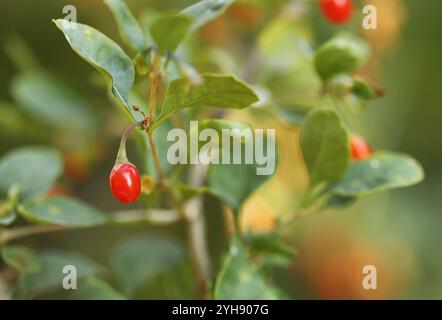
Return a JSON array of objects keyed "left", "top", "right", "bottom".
[
  {"left": 350, "top": 135, "right": 372, "bottom": 160},
  {"left": 320, "top": 0, "right": 353, "bottom": 25}
]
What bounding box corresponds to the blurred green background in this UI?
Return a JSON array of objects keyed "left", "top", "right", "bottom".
[{"left": 0, "top": 0, "right": 441, "bottom": 299}]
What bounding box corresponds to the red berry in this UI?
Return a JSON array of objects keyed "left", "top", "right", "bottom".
[
  {"left": 320, "top": 0, "right": 353, "bottom": 25},
  {"left": 350, "top": 135, "right": 372, "bottom": 161},
  {"left": 109, "top": 162, "right": 141, "bottom": 204}
]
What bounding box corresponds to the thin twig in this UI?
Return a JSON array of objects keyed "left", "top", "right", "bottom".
[
  {"left": 186, "top": 164, "right": 211, "bottom": 299},
  {"left": 222, "top": 206, "right": 237, "bottom": 238},
  {"left": 147, "top": 122, "right": 210, "bottom": 299},
  {"left": 145, "top": 55, "right": 211, "bottom": 299},
  {"left": 0, "top": 209, "right": 180, "bottom": 246},
  {"left": 148, "top": 132, "right": 167, "bottom": 189},
  {"left": 148, "top": 53, "right": 161, "bottom": 123}
]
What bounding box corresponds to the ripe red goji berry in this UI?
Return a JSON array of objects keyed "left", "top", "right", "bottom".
[
  {"left": 109, "top": 120, "right": 144, "bottom": 204},
  {"left": 109, "top": 162, "right": 141, "bottom": 204}
]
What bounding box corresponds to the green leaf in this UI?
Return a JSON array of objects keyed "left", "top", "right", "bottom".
[
  {"left": 208, "top": 132, "right": 278, "bottom": 214},
  {"left": 351, "top": 78, "right": 375, "bottom": 100},
  {"left": 314, "top": 36, "right": 369, "bottom": 81},
  {"left": 110, "top": 233, "right": 183, "bottom": 297},
  {"left": 177, "top": 119, "right": 253, "bottom": 166},
  {"left": 214, "top": 240, "right": 283, "bottom": 299},
  {"left": 0, "top": 210, "right": 16, "bottom": 226},
  {"left": 139, "top": 9, "right": 161, "bottom": 45},
  {"left": 300, "top": 109, "right": 350, "bottom": 186},
  {"left": 277, "top": 106, "right": 310, "bottom": 128},
  {"left": 69, "top": 278, "right": 126, "bottom": 300},
  {"left": 180, "top": 0, "right": 234, "bottom": 32},
  {"left": 195, "top": 119, "right": 252, "bottom": 147},
  {"left": 153, "top": 74, "right": 258, "bottom": 128},
  {"left": 18, "top": 196, "right": 107, "bottom": 226},
  {"left": 18, "top": 249, "right": 104, "bottom": 298},
  {"left": 332, "top": 152, "right": 424, "bottom": 196},
  {"left": 150, "top": 13, "right": 192, "bottom": 53},
  {"left": 105, "top": 0, "right": 147, "bottom": 52},
  {"left": 162, "top": 263, "right": 197, "bottom": 299},
  {"left": 10, "top": 71, "right": 95, "bottom": 129},
  {"left": 198, "top": 118, "right": 251, "bottom": 134},
  {"left": 0, "top": 147, "right": 62, "bottom": 200},
  {"left": 244, "top": 232, "right": 295, "bottom": 267},
  {"left": 53, "top": 19, "right": 135, "bottom": 109},
  {"left": 326, "top": 194, "right": 356, "bottom": 208},
  {"left": 1, "top": 245, "right": 41, "bottom": 273},
  {"left": 0, "top": 188, "right": 19, "bottom": 226}
]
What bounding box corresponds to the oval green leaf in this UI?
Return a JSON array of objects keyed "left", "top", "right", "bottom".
[
  {"left": 110, "top": 233, "right": 183, "bottom": 297},
  {"left": 332, "top": 152, "right": 424, "bottom": 196},
  {"left": 196, "top": 119, "right": 252, "bottom": 150},
  {"left": 150, "top": 14, "right": 192, "bottom": 53},
  {"left": 180, "top": 0, "right": 234, "bottom": 32},
  {"left": 11, "top": 71, "right": 95, "bottom": 129},
  {"left": 0, "top": 147, "right": 62, "bottom": 200},
  {"left": 153, "top": 74, "right": 258, "bottom": 128},
  {"left": 69, "top": 278, "right": 126, "bottom": 300},
  {"left": 53, "top": 19, "right": 134, "bottom": 109},
  {"left": 17, "top": 249, "right": 104, "bottom": 298},
  {"left": 314, "top": 36, "right": 369, "bottom": 81},
  {"left": 18, "top": 196, "right": 107, "bottom": 226},
  {"left": 105, "top": 0, "right": 147, "bottom": 52},
  {"left": 198, "top": 119, "right": 251, "bottom": 134},
  {"left": 243, "top": 232, "right": 295, "bottom": 268},
  {"left": 1, "top": 245, "right": 41, "bottom": 273},
  {"left": 208, "top": 132, "right": 278, "bottom": 214},
  {"left": 300, "top": 109, "right": 350, "bottom": 186},
  {"left": 326, "top": 194, "right": 357, "bottom": 208},
  {"left": 352, "top": 78, "right": 375, "bottom": 100},
  {"left": 214, "top": 240, "right": 284, "bottom": 299}
]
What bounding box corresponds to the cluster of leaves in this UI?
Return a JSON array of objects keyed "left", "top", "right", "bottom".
[
  {"left": 1, "top": 234, "right": 184, "bottom": 299},
  {"left": 0, "top": 0, "right": 424, "bottom": 300}
]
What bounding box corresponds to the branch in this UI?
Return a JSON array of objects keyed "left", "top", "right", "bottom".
[
  {"left": 148, "top": 53, "right": 161, "bottom": 123},
  {"left": 185, "top": 164, "right": 211, "bottom": 298},
  {"left": 148, "top": 132, "right": 167, "bottom": 189},
  {"left": 146, "top": 107, "right": 210, "bottom": 299},
  {"left": 144, "top": 54, "right": 211, "bottom": 298},
  {"left": 0, "top": 209, "right": 180, "bottom": 246}
]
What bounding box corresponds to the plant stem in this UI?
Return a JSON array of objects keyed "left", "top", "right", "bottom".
[
  {"left": 186, "top": 200, "right": 211, "bottom": 299},
  {"left": 186, "top": 164, "right": 212, "bottom": 299},
  {"left": 222, "top": 206, "right": 237, "bottom": 238},
  {"left": 147, "top": 115, "right": 211, "bottom": 300},
  {"left": 115, "top": 120, "right": 145, "bottom": 165},
  {"left": 0, "top": 209, "right": 180, "bottom": 246},
  {"left": 148, "top": 53, "right": 161, "bottom": 124},
  {"left": 148, "top": 132, "right": 167, "bottom": 189},
  {"left": 145, "top": 56, "right": 211, "bottom": 298}
]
